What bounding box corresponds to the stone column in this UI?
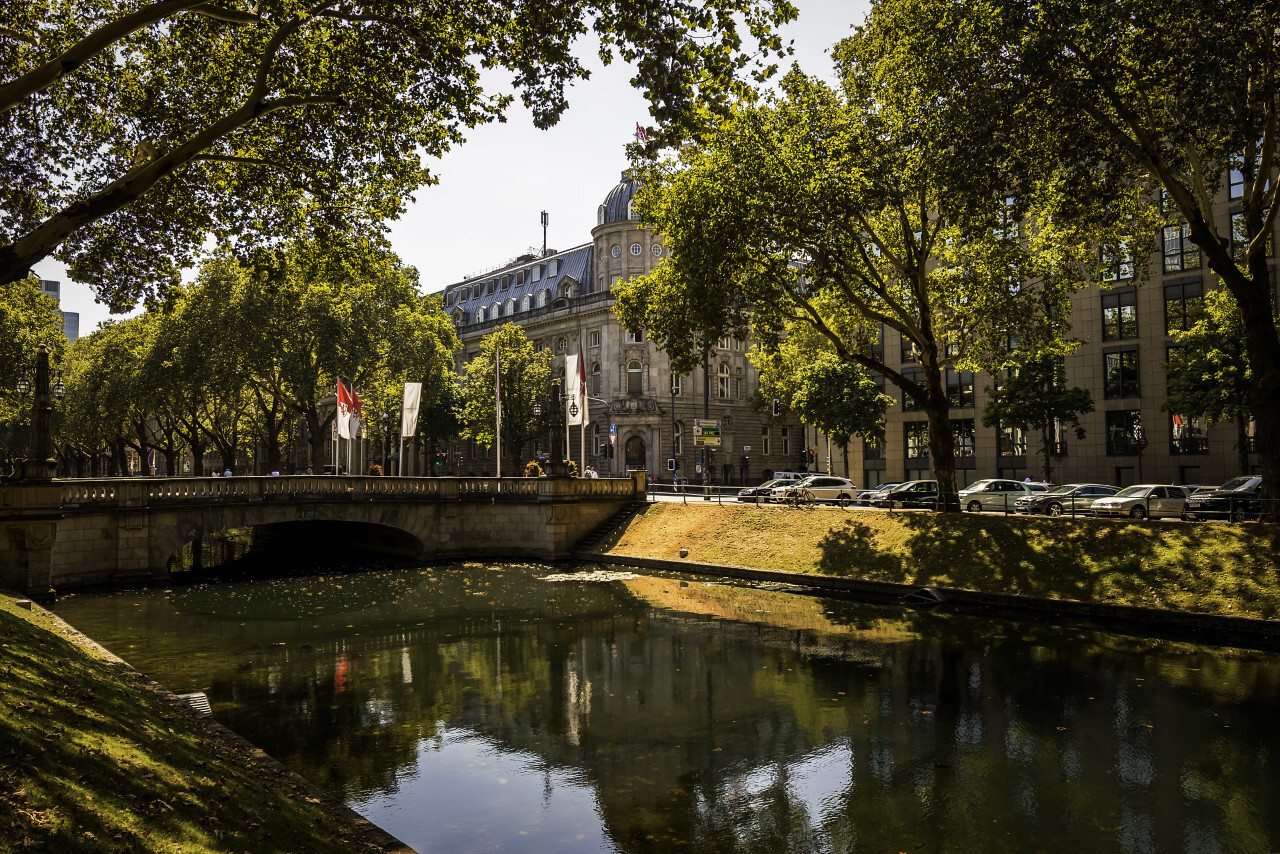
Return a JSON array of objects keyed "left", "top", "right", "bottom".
[{"left": 20, "top": 344, "right": 57, "bottom": 482}]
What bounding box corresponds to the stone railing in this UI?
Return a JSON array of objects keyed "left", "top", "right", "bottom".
[{"left": 49, "top": 474, "right": 638, "bottom": 512}]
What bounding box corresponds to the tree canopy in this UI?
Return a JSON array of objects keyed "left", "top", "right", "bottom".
[
  {"left": 457, "top": 323, "right": 554, "bottom": 473},
  {"left": 981, "top": 354, "right": 1094, "bottom": 483},
  {"left": 1, "top": 0, "right": 796, "bottom": 308}
]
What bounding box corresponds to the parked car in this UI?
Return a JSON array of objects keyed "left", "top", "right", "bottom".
[
  {"left": 870, "top": 480, "right": 939, "bottom": 509},
  {"left": 738, "top": 479, "right": 786, "bottom": 503},
  {"left": 1181, "top": 476, "right": 1264, "bottom": 521},
  {"left": 958, "top": 479, "right": 1040, "bottom": 513},
  {"left": 1090, "top": 484, "right": 1189, "bottom": 519},
  {"left": 1015, "top": 483, "right": 1120, "bottom": 516},
  {"left": 855, "top": 482, "right": 900, "bottom": 506},
  {"left": 772, "top": 475, "right": 858, "bottom": 505}
]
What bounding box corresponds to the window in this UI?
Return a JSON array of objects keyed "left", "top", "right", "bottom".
[
  {"left": 1170, "top": 413, "right": 1208, "bottom": 455},
  {"left": 1163, "top": 279, "right": 1203, "bottom": 334},
  {"left": 589, "top": 331, "right": 601, "bottom": 348},
  {"left": 626, "top": 329, "right": 644, "bottom": 344},
  {"left": 946, "top": 368, "right": 974, "bottom": 408},
  {"left": 652, "top": 244, "right": 663, "bottom": 257},
  {"left": 717, "top": 363, "right": 731, "bottom": 398},
  {"left": 505, "top": 298, "right": 516, "bottom": 315},
  {"left": 905, "top": 422, "right": 930, "bottom": 459},
  {"left": 611, "top": 274, "right": 621, "bottom": 289},
  {"left": 1232, "top": 212, "right": 1275, "bottom": 263},
  {"left": 537, "top": 289, "right": 548, "bottom": 308},
  {"left": 781, "top": 426, "right": 790, "bottom": 456},
  {"left": 486, "top": 279, "right": 495, "bottom": 295},
  {"left": 1102, "top": 289, "right": 1138, "bottom": 340},
  {"left": 998, "top": 425, "right": 1026, "bottom": 457},
  {"left": 900, "top": 333, "right": 915, "bottom": 363},
  {"left": 1101, "top": 245, "right": 1134, "bottom": 282},
  {"left": 627, "top": 200, "right": 638, "bottom": 220},
  {"left": 994, "top": 195, "right": 1018, "bottom": 241},
  {"left": 863, "top": 437, "right": 884, "bottom": 461},
  {"left": 500, "top": 275, "right": 509, "bottom": 291},
  {"left": 1162, "top": 224, "right": 1200, "bottom": 272},
  {"left": 611, "top": 245, "right": 621, "bottom": 258},
  {"left": 472, "top": 284, "right": 481, "bottom": 299},
  {"left": 561, "top": 283, "right": 574, "bottom": 299},
  {"left": 627, "top": 360, "right": 642, "bottom": 394},
  {"left": 1230, "top": 168, "right": 1244, "bottom": 200},
  {"left": 531, "top": 265, "right": 542, "bottom": 283},
  {"left": 869, "top": 325, "right": 885, "bottom": 362},
  {"left": 491, "top": 302, "right": 500, "bottom": 318},
  {"left": 1106, "top": 410, "right": 1143, "bottom": 455},
  {"left": 475, "top": 305, "right": 486, "bottom": 322},
  {"left": 1104, "top": 348, "right": 1140, "bottom": 399},
  {"left": 951, "top": 419, "right": 975, "bottom": 458},
  {"left": 669, "top": 373, "right": 681, "bottom": 395},
  {"left": 598, "top": 276, "right": 605, "bottom": 293},
  {"left": 548, "top": 259, "right": 559, "bottom": 277},
  {"left": 591, "top": 362, "right": 601, "bottom": 395},
  {"left": 516, "top": 271, "right": 525, "bottom": 285},
  {"left": 761, "top": 427, "right": 771, "bottom": 456},
  {"left": 673, "top": 422, "right": 683, "bottom": 454},
  {"left": 557, "top": 337, "right": 567, "bottom": 353},
  {"left": 598, "top": 205, "right": 606, "bottom": 225},
  {"left": 445, "top": 292, "right": 455, "bottom": 306},
  {"left": 521, "top": 294, "right": 532, "bottom": 312},
  {"left": 902, "top": 365, "right": 924, "bottom": 412},
  {"left": 631, "top": 243, "right": 642, "bottom": 256}
]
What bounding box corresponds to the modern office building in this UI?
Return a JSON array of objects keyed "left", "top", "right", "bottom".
[
  {"left": 436, "top": 171, "right": 804, "bottom": 482},
  {"left": 38, "top": 278, "right": 80, "bottom": 342}
]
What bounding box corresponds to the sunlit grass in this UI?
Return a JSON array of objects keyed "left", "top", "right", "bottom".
[
  {"left": 0, "top": 593, "right": 384, "bottom": 853},
  {"left": 607, "top": 504, "right": 1280, "bottom": 620}
]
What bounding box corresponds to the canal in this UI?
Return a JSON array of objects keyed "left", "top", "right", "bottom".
[{"left": 55, "top": 562, "right": 1280, "bottom": 853}]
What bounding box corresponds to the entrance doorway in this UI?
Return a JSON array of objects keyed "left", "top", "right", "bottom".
[{"left": 625, "top": 436, "right": 646, "bottom": 471}]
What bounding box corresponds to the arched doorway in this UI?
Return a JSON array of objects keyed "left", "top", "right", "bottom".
[{"left": 625, "top": 436, "right": 646, "bottom": 471}]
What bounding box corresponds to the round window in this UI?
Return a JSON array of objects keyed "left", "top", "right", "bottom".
[
  {"left": 651, "top": 244, "right": 662, "bottom": 257},
  {"left": 630, "top": 243, "right": 642, "bottom": 256},
  {"left": 611, "top": 245, "right": 621, "bottom": 258}
]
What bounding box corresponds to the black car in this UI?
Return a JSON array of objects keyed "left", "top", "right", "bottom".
[
  {"left": 737, "top": 478, "right": 787, "bottom": 503},
  {"left": 1181, "top": 476, "right": 1263, "bottom": 521},
  {"left": 870, "top": 480, "right": 939, "bottom": 509}
]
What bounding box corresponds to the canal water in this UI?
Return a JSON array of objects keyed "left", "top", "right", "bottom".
[{"left": 55, "top": 563, "right": 1280, "bottom": 853}]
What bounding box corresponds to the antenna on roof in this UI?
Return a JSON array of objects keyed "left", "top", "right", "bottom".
[{"left": 540, "top": 210, "right": 548, "bottom": 257}]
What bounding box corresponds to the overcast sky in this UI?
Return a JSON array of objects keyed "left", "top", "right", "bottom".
[{"left": 34, "top": 0, "right": 869, "bottom": 336}]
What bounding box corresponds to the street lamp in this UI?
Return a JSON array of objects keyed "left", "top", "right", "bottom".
[
  {"left": 670, "top": 380, "right": 679, "bottom": 482},
  {"left": 380, "top": 411, "right": 389, "bottom": 475}
]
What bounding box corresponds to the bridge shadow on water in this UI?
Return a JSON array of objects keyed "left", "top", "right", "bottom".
[{"left": 172, "top": 520, "right": 425, "bottom": 585}]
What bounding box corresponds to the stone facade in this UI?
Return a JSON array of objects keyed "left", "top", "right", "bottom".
[{"left": 439, "top": 171, "right": 805, "bottom": 484}]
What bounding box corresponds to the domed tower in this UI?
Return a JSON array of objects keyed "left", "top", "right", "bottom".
[{"left": 591, "top": 171, "right": 666, "bottom": 294}]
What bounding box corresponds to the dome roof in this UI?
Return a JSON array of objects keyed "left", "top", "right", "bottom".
[{"left": 599, "top": 171, "right": 640, "bottom": 225}]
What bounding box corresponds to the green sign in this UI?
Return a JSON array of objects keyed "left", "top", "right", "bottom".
[{"left": 693, "top": 418, "right": 722, "bottom": 447}]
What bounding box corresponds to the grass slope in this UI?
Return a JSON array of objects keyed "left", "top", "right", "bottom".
[
  {"left": 607, "top": 504, "right": 1280, "bottom": 620},
  {"left": 0, "top": 593, "right": 388, "bottom": 853}
]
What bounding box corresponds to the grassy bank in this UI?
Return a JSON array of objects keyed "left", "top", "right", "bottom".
[
  {"left": 0, "top": 592, "right": 396, "bottom": 853},
  {"left": 605, "top": 504, "right": 1280, "bottom": 620}
]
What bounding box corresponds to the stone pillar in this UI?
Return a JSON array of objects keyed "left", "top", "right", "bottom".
[
  {"left": 0, "top": 482, "right": 62, "bottom": 600},
  {"left": 20, "top": 344, "right": 57, "bottom": 482}
]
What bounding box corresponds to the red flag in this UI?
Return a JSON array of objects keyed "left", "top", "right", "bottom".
[
  {"left": 635, "top": 122, "right": 649, "bottom": 143},
  {"left": 337, "top": 378, "right": 361, "bottom": 439}
]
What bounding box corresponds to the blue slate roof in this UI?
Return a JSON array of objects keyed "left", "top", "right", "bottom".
[
  {"left": 600, "top": 171, "right": 639, "bottom": 224},
  {"left": 438, "top": 243, "right": 595, "bottom": 324}
]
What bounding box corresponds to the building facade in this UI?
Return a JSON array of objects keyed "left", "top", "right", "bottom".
[{"left": 438, "top": 172, "right": 804, "bottom": 483}]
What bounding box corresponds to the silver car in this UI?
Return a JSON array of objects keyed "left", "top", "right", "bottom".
[
  {"left": 773, "top": 475, "right": 858, "bottom": 505},
  {"left": 958, "top": 479, "right": 1039, "bottom": 513},
  {"left": 1015, "top": 483, "right": 1119, "bottom": 516},
  {"left": 1090, "top": 484, "right": 1189, "bottom": 520}
]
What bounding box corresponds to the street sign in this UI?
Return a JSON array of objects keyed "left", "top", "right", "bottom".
[
  {"left": 743, "top": 445, "right": 751, "bottom": 453},
  {"left": 609, "top": 423, "right": 616, "bottom": 446},
  {"left": 693, "top": 418, "right": 722, "bottom": 447}
]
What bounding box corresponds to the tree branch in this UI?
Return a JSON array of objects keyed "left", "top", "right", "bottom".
[{"left": 191, "top": 153, "right": 291, "bottom": 171}]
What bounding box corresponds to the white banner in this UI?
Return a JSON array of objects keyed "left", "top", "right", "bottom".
[
  {"left": 401, "top": 382, "right": 422, "bottom": 436},
  {"left": 565, "top": 353, "right": 588, "bottom": 426}
]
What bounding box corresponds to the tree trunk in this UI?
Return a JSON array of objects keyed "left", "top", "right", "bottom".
[
  {"left": 1236, "top": 415, "right": 1252, "bottom": 477},
  {"left": 921, "top": 367, "right": 960, "bottom": 512},
  {"left": 1040, "top": 426, "right": 1054, "bottom": 483}
]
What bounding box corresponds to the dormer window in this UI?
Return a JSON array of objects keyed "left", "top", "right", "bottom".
[
  {"left": 505, "top": 298, "right": 516, "bottom": 315},
  {"left": 531, "top": 265, "right": 542, "bottom": 282},
  {"left": 486, "top": 279, "right": 494, "bottom": 295},
  {"left": 598, "top": 205, "right": 606, "bottom": 225},
  {"left": 475, "top": 305, "right": 486, "bottom": 322},
  {"left": 537, "top": 289, "right": 549, "bottom": 308},
  {"left": 521, "top": 294, "right": 532, "bottom": 311},
  {"left": 516, "top": 270, "right": 525, "bottom": 285},
  {"left": 500, "top": 275, "right": 509, "bottom": 290},
  {"left": 627, "top": 200, "right": 638, "bottom": 220},
  {"left": 472, "top": 284, "right": 480, "bottom": 300},
  {"left": 548, "top": 259, "right": 559, "bottom": 277}
]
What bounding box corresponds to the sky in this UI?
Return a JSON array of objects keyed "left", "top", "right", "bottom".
[{"left": 33, "top": 0, "right": 870, "bottom": 336}]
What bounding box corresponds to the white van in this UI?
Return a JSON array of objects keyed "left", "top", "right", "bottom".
[{"left": 770, "top": 471, "right": 809, "bottom": 483}]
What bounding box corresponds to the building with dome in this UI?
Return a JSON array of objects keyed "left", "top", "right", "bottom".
[{"left": 436, "top": 171, "right": 805, "bottom": 482}]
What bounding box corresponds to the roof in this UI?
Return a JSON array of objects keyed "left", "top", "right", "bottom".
[
  {"left": 600, "top": 171, "right": 640, "bottom": 225},
  {"left": 438, "top": 243, "right": 595, "bottom": 320}
]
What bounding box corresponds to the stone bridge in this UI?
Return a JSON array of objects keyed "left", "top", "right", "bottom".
[{"left": 0, "top": 472, "right": 645, "bottom": 597}]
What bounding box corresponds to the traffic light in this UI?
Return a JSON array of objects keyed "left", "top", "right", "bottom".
[
  {"left": 806, "top": 448, "right": 815, "bottom": 466},
  {"left": 771, "top": 399, "right": 781, "bottom": 417},
  {"left": 667, "top": 458, "right": 676, "bottom": 471}
]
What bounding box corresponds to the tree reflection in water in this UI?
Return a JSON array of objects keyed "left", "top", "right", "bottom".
[{"left": 56, "top": 564, "right": 1280, "bottom": 853}]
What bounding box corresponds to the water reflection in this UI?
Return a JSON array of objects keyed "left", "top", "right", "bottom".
[{"left": 56, "top": 564, "right": 1280, "bottom": 853}]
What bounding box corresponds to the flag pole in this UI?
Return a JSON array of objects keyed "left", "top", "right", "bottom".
[{"left": 495, "top": 344, "right": 502, "bottom": 479}]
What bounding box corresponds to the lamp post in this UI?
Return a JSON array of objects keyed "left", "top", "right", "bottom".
[
  {"left": 1133, "top": 421, "right": 1148, "bottom": 483},
  {"left": 541, "top": 210, "right": 549, "bottom": 257},
  {"left": 380, "top": 411, "right": 389, "bottom": 475},
  {"left": 670, "top": 380, "right": 679, "bottom": 483}
]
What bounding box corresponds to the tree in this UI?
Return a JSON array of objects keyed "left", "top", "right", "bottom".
[
  {"left": 1, "top": 0, "right": 796, "bottom": 306},
  {"left": 458, "top": 324, "right": 553, "bottom": 471},
  {"left": 1163, "top": 289, "right": 1257, "bottom": 475},
  {"left": 981, "top": 354, "right": 1094, "bottom": 483},
  {"left": 616, "top": 47, "right": 1111, "bottom": 510},
  {"left": 753, "top": 326, "right": 894, "bottom": 477},
  {"left": 970, "top": 0, "right": 1280, "bottom": 513}
]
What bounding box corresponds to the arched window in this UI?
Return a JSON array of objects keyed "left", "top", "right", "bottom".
[
  {"left": 598, "top": 205, "right": 606, "bottom": 225},
  {"left": 505, "top": 298, "right": 516, "bottom": 315},
  {"left": 673, "top": 421, "right": 684, "bottom": 454},
  {"left": 591, "top": 362, "right": 601, "bottom": 395},
  {"left": 537, "top": 289, "right": 549, "bottom": 308},
  {"left": 627, "top": 199, "right": 638, "bottom": 220},
  {"left": 628, "top": 360, "right": 643, "bottom": 394},
  {"left": 521, "top": 294, "right": 532, "bottom": 312},
  {"left": 557, "top": 337, "right": 568, "bottom": 353},
  {"left": 475, "top": 305, "right": 486, "bottom": 323},
  {"left": 717, "top": 363, "right": 731, "bottom": 398}
]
